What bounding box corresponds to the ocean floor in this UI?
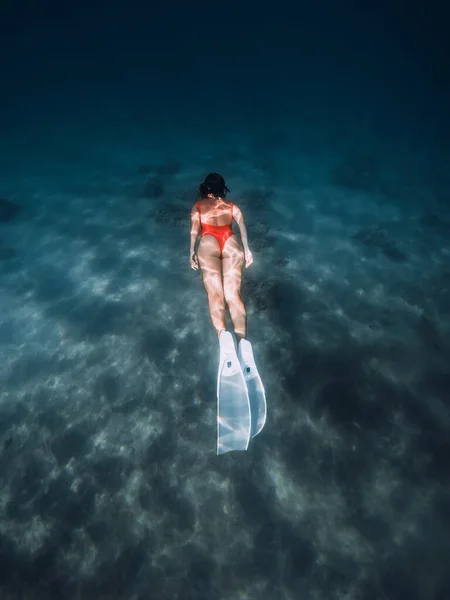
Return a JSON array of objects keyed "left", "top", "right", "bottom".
[{"left": 1, "top": 119, "right": 449, "bottom": 599}]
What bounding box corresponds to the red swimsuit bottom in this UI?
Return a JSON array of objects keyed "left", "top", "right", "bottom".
[{"left": 197, "top": 201, "right": 234, "bottom": 256}]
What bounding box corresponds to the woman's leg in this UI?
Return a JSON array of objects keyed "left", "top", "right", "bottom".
[
  {"left": 222, "top": 236, "right": 246, "bottom": 341},
  {"left": 197, "top": 236, "right": 226, "bottom": 336}
]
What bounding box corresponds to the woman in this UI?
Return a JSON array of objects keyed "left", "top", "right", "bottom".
[{"left": 190, "top": 173, "right": 253, "bottom": 341}]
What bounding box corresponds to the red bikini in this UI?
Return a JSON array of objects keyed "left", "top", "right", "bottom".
[{"left": 197, "top": 201, "right": 234, "bottom": 256}]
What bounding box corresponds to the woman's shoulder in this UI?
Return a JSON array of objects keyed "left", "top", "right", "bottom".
[{"left": 191, "top": 200, "right": 201, "bottom": 214}]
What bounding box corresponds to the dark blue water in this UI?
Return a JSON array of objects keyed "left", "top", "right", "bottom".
[{"left": 1, "top": 2, "right": 449, "bottom": 599}]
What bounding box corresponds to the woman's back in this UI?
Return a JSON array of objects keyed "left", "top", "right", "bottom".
[{"left": 197, "top": 198, "right": 233, "bottom": 227}]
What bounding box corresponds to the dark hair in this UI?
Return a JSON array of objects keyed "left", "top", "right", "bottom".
[{"left": 198, "top": 173, "right": 230, "bottom": 199}]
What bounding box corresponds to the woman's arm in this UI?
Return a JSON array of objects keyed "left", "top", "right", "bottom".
[
  {"left": 190, "top": 204, "right": 200, "bottom": 269},
  {"left": 232, "top": 205, "right": 253, "bottom": 267},
  {"left": 232, "top": 205, "right": 249, "bottom": 251}
]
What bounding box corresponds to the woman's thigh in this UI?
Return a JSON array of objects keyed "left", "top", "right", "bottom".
[
  {"left": 222, "top": 235, "right": 244, "bottom": 292},
  {"left": 197, "top": 236, "right": 223, "bottom": 297}
]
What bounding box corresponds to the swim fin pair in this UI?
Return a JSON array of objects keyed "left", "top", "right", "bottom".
[{"left": 216, "top": 331, "right": 267, "bottom": 455}]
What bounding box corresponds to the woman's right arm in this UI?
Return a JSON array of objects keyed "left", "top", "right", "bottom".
[{"left": 232, "top": 205, "right": 253, "bottom": 267}]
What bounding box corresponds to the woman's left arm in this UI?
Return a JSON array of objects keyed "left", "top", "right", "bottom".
[{"left": 190, "top": 204, "right": 200, "bottom": 269}]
